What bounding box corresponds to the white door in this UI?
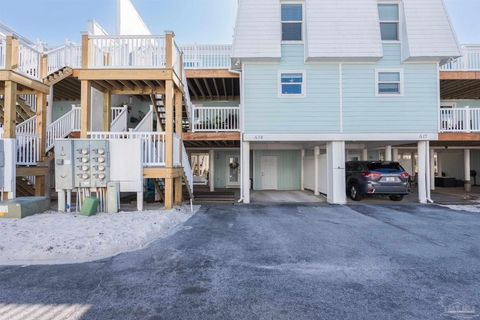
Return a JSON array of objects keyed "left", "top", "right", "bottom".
[
  {"left": 226, "top": 155, "right": 240, "bottom": 187},
  {"left": 260, "top": 156, "right": 278, "bottom": 190}
]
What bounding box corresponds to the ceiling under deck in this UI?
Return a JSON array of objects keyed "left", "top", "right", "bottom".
[
  {"left": 441, "top": 79, "right": 480, "bottom": 100},
  {"left": 187, "top": 77, "right": 240, "bottom": 101}
]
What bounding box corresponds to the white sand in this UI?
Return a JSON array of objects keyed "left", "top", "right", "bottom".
[{"left": 0, "top": 205, "right": 199, "bottom": 266}]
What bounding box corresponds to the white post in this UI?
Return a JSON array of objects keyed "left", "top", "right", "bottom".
[
  {"left": 242, "top": 141, "right": 250, "bottom": 203},
  {"left": 137, "top": 192, "right": 143, "bottom": 211},
  {"left": 392, "top": 148, "right": 399, "bottom": 162},
  {"left": 326, "top": 141, "right": 346, "bottom": 204},
  {"left": 301, "top": 149, "right": 305, "bottom": 191},
  {"left": 385, "top": 145, "right": 392, "bottom": 161},
  {"left": 362, "top": 148, "right": 368, "bottom": 161},
  {"left": 314, "top": 146, "right": 320, "bottom": 196},
  {"left": 209, "top": 149, "right": 215, "bottom": 192},
  {"left": 417, "top": 141, "right": 428, "bottom": 203},
  {"left": 464, "top": 149, "right": 471, "bottom": 193},
  {"left": 430, "top": 149, "right": 436, "bottom": 191},
  {"left": 466, "top": 106, "right": 471, "bottom": 133},
  {"left": 47, "top": 86, "right": 54, "bottom": 126}
]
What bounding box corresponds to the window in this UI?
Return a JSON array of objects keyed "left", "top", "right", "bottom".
[
  {"left": 279, "top": 72, "right": 305, "bottom": 96},
  {"left": 376, "top": 70, "right": 403, "bottom": 95},
  {"left": 378, "top": 4, "right": 399, "bottom": 41},
  {"left": 281, "top": 3, "right": 303, "bottom": 41}
]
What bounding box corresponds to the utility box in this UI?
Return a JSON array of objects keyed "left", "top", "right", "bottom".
[
  {"left": 74, "top": 140, "right": 92, "bottom": 188},
  {"left": 107, "top": 182, "right": 120, "bottom": 213},
  {"left": 55, "top": 140, "right": 75, "bottom": 190},
  {"left": 90, "top": 140, "right": 110, "bottom": 188}
]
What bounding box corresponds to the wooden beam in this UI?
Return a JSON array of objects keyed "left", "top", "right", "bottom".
[
  {"left": 5, "top": 36, "right": 19, "bottom": 70},
  {"left": 186, "top": 69, "right": 239, "bottom": 79},
  {"left": 0, "top": 71, "right": 50, "bottom": 94},
  {"left": 203, "top": 78, "right": 213, "bottom": 99},
  {"left": 81, "top": 33, "right": 89, "bottom": 68},
  {"left": 193, "top": 78, "right": 206, "bottom": 99},
  {"left": 182, "top": 132, "right": 241, "bottom": 141},
  {"left": 76, "top": 69, "right": 172, "bottom": 81},
  {"left": 16, "top": 166, "right": 49, "bottom": 177},
  {"left": 440, "top": 71, "right": 480, "bottom": 81},
  {"left": 212, "top": 78, "right": 220, "bottom": 99},
  {"left": 103, "top": 92, "right": 111, "bottom": 131},
  {"left": 80, "top": 80, "right": 91, "bottom": 138},
  {"left": 187, "top": 82, "right": 199, "bottom": 100},
  {"left": 165, "top": 80, "right": 174, "bottom": 168},
  {"left": 3, "top": 81, "right": 17, "bottom": 138},
  {"left": 439, "top": 133, "right": 480, "bottom": 142},
  {"left": 143, "top": 167, "right": 183, "bottom": 179},
  {"left": 36, "top": 92, "right": 47, "bottom": 159},
  {"left": 175, "top": 176, "right": 182, "bottom": 205},
  {"left": 165, "top": 31, "right": 174, "bottom": 69}
]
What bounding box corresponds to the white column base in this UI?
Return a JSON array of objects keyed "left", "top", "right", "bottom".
[
  {"left": 242, "top": 141, "right": 251, "bottom": 204},
  {"left": 209, "top": 150, "right": 215, "bottom": 192},
  {"left": 327, "top": 141, "right": 346, "bottom": 204}
]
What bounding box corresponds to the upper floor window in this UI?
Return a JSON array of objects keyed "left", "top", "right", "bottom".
[
  {"left": 378, "top": 3, "right": 399, "bottom": 41},
  {"left": 281, "top": 3, "right": 303, "bottom": 42},
  {"left": 279, "top": 72, "right": 305, "bottom": 96},
  {"left": 376, "top": 70, "right": 403, "bottom": 96}
]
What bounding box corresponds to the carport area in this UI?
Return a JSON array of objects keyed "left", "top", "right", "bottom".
[{"left": 251, "top": 190, "right": 325, "bottom": 204}]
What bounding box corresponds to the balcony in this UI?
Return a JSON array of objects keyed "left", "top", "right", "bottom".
[
  {"left": 182, "top": 44, "right": 232, "bottom": 69},
  {"left": 439, "top": 108, "right": 480, "bottom": 133},
  {"left": 441, "top": 45, "right": 480, "bottom": 71},
  {"left": 191, "top": 106, "right": 240, "bottom": 132},
  {"left": 0, "top": 36, "right": 43, "bottom": 81}
]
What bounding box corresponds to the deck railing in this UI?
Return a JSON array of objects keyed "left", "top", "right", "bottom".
[
  {"left": 181, "top": 143, "right": 193, "bottom": 193},
  {"left": 89, "top": 35, "right": 166, "bottom": 69},
  {"left": 46, "top": 106, "right": 81, "bottom": 152},
  {"left": 17, "top": 40, "right": 42, "bottom": 80},
  {"left": 441, "top": 45, "right": 480, "bottom": 71},
  {"left": 181, "top": 44, "right": 232, "bottom": 69},
  {"left": 132, "top": 106, "right": 154, "bottom": 132},
  {"left": 110, "top": 105, "right": 129, "bottom": 132},
  {"left": 47, "top": 43, "right": 82, "bottom": 74},
  {"left": 192, "top": 106, "right": 240, "bottom": 132},
  {"left": 0, "top": 37, "right": 5, "bottom": 69},
  {"left": 440, "top": 108, "right": 480, "bottom": 132}
]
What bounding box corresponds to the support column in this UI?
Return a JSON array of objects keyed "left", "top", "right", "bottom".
[
  {"left": 175, "top": 177, "right": 182, "bottom": 205},
  {"left": 209, "top": 149, "right": 215, "bottom": 192},
  {"left": 80, "top": 80, "right": 91, "bottom": 138},
  {"left": 385, "top": 145, "right": 392, "bottom": 161},
  {"left": 430, "top": 149, "right": 436, "bottom": 191},
  {"left": 314, "top": 146, "right": 320, "bottom": 196},
  {"left": 301, "top": 149, "right": 305, "bottom": 191},
  {"left": 164, "top": 80, "right": 175, "bottom": 209},
  {"left": 3, "top": 81, "right": 17, "bottom": 139},
  {"left": 47, "top": 86, "right": 54, "bottom": 126},
  {"left": 174, "top": 89, "right": 184, "bottom": 205},
  {"left": 392, "top": 148, "right": 399, "bottom": 162},
  {"left": 464, "top": 149, "right": 471, "bottom": 193},
  {"left": 326, "top": 141, "right": 346, "bottom": 204},
  {"left": 417, "top": 141, "right": 429, "bottom": 204},
  {"left": 362, "top": 148, "right": 368, "bottom": 161},
  {"left": 35, "top": 92, "right": 48, "bottom": 196},
  {"left": 102, "top": 92, "right": 111, "bottom": 131},
  {"left": 242, "top": 141, "right": 250, "bottom": 203}
]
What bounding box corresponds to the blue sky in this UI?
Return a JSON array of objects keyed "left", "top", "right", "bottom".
[{"left": 0, "top": 0, "right": 478, "bottom": 46}]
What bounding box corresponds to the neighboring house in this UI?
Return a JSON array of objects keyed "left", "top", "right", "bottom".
[{"left": 232, "top": 0, "right": 460, "bottom": 204}]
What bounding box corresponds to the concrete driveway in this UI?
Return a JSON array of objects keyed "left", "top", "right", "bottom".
[{"left": 1, "top": 204, "right": 480, "bottom": 320}]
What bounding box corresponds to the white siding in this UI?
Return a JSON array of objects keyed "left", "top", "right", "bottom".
[
  {"left": 306, "top": 0, "right": 383, "bottom": 61},
  {"left": 232, "top": 0, "right": 281, "bottom": 59},
  {"left": 403, "top": 0, "right": 460, "bottom": 62}
]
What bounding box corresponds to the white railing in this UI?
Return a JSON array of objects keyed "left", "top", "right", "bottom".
[
  {"left": 192, "top": 106, "right": 240, "bottom": 132},
  {"left": 20, "top": 94, "right": 37, "bottom": 112},
  {"left": 440, "top": 108, "right": 480, "bottom": 132},
  {"left": 88, "top": 132, "right": 166, "bottom": 167},
  {"left": 89, "top": 35, "right": 166, "bottom": 69},
  {"left": 17, "top": 40, "right": 42, "bottom": 80},
  {"left": 16, "top": 116, "right": 37, "bottom": 135},
  {"left": 441, "top": 45, "right": 480, "bottom": 71},
  {"left": 181, "top": 144, "right": 193, "bottom": 193},
  {"left": 181, "top": 44, "right": 232, "bottom": 69},
  {"left": 47, "top": 43, "right": 82, "bottom": 74},
  {"left": 110, "top": 105, "right": 128, "bottom": 132},
  {"left": 0, "top": 37, "right": 5, "bottom": 69},
  {"left": 16, "top": 134, "right": 40, "bottom": 166},
  {"left": 173, "top": 42, "right": 182, "bottom": 76},
  {"left": 132, "top": 106, "right": 154, "bottom": 132},
  {"left": 46, "top": 106, "right": 81, "bottom": 152}
]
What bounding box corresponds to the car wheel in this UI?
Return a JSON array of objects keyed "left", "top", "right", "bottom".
[
  {"left": 389, "top": 195, "right": 404, "bottom": 201},
  {"left": 349, "top": 184, "right": 363, "bottom": 201}
]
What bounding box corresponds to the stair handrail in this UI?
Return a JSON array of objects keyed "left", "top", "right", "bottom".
[
  {"left": 46, "top": 106, "right": 80, "bottom": 152},
  {"left": 46, "top": 42, "right": 82, "bottom": 74},
  {"left": 131, "top": 106, "right": 154, "bottom": 132},
  {"left": 110, "top": 105, "right": 129, "bottom": 132},
  {"left": 16, "top": 115, "right": 37, "bottom": 136},
  {"left": 181, "top": 143, "right": 193, "bottom": 195}
]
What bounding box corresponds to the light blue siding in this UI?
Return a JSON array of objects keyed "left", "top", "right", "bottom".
[
  {"left": 253, "top": 150, "right": 301, "bottom": 190},
  {"left": 243, "top": 43, "right": 439, "bottom": 135},
  {"left": 213, "top": 150, "right": 240, "bottom": 189},
  {"left": 343, "top": 44, "right": 438, "bottom": 133},
  {"left": 244, "top": 45, "right": 341, "bottom": 134}
]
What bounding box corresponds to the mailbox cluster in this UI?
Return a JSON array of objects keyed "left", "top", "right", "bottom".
[{"left": 55, "top": 140, "right": 110, "bottom": 190}]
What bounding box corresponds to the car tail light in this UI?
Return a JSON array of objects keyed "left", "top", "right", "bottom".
[
  {"left": 362, "top": 172, "right": 382, "bottom": 181},
  {"left": 400, "top": 172, "right": 410, "bottom": 180}
]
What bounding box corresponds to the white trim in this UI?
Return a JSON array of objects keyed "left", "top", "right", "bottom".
[
  {"left": 278, "top": 70, "right": 306, "bottom": 98},
  {"left": 439, "top": 101, "right": 458, "bottom": 108},
  {"left": 339, "top": 63, "right": 343, "bottom": 133},
  {"left": 244, "top": 133, "right": 438, "bottom": 142},
  {"left": 375, "top": 68, "right": 404, "bottom": 96}
]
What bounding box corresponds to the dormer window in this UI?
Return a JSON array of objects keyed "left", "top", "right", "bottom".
[
  {"left": 281, "top": 3, "right": 303, "bottom": 42},
  {"left": 378, "top": 3, "right": 400, "bottom": 41}
]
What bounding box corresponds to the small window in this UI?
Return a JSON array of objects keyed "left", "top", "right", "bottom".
[
  {"left": 378, "top": 4, "right": 399, "bottom": 41},
  {"left": 281, "top": 4, "right": 303, "bottom": 41},
  {"left": 376, "top": 70, "right": 403, "bottom": 95},
  {"left": 280, "top": 72, "right": 305, "bottom": 96}
]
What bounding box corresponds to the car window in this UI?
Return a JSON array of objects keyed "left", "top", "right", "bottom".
[{"left": 367, "top": 162, "right": 404, "bottom": 173}]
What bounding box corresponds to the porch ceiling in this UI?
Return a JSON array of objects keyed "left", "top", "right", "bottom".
[
  {"left": 187, "top": 77, "right": 240, "bottom": 100},
  {"left": 441, "top": 79, "right": 480, "bottom": 99},
  {"left": 54, "top": 77, "right": 80, "bottom": 101}
]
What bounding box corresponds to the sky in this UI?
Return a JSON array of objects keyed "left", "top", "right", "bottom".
[{"left": 0, "top": 0, "right": 478, "bottom": 47}]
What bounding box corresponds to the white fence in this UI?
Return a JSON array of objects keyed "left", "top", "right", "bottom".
[
  {"left": 46, "top": 106, "right": 81, "bottom": 152},
  {"left": 132, "top": 106, "right": 154, "bottom": 132},
  {"left": 0, "top": 37, "right": 5, "bottom": 69},
  {"left": 192, "top": 106, "right": 240, "bottom": 132},
  {"left": 47, "top": 43, "right": 82, "bottom": 74},
  {"left": 16, "top": 116, "right": 37, "bottom": 135},
  {"left": 440, "top": 108, "right": 480, "bottom": 132},
  {"left": 110, "top": 106, "right": 128, "bottom": 132},
  {"left": 16, "top": 134, "right": 40, "bottom": 166},
  {"left": 442, "top": 45, "right": 480, "bottom": 71},
  {"left": 181, "top": 44, "right": 232, "bottom": 69},
  {"left": 89, "top": 35, "right": 166, "bottom": 69},
  {"left": 17, "top": 40, "right": 42, "bottom": 80}
]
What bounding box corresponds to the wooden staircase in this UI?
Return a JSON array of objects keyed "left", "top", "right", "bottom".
[
  {"left": 0, "top": 97, "right": 36, "bottom": 124},
  {"left": 16, "top": 177, "right": 35, "bottom": 197},
  {"left": 43, "top": 67, "right": 74, "bottom": 86}
]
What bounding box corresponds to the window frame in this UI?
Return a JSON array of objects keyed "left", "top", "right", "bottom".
[
  {"left": 278, "top": 70, "right": 306, "bottom": 98},
  {"left": 378, "top": 2, "right": 401, "bottom": 43},
  {"left": 281, "top": 1, "right": 305, "bottom": 43},
  {"left": 375, "top": 69, "right": 404, "bottom": 96}
]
